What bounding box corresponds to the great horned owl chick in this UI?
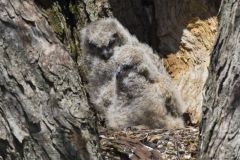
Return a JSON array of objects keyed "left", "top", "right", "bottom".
[
  {"left": 80, "top": 18, "right": 138, "bottom": 112},
  {"left": 107, "top": 45, "right": 186, "bottom": 129},
  {"left": 80, "top": 18, "right": 186, "bottom": 129},
  {"left": 79, "top": 18, "right": 138, "bottom": 113}
]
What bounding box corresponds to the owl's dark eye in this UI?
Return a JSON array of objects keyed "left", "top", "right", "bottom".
[{"left": 88, "top": 41, "right": 114, "bottom": 60}]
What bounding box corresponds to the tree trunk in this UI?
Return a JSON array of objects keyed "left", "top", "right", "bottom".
[
  {"left": 0, "top": 0, "right": 229, "bottom": 159},
  {"left": 200, "top": 0, "right": 240, "bottom": 159},
  {"left": 0, "top": 0, "right": 102, "bottom": 159}
]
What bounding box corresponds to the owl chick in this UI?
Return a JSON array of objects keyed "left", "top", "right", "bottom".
[
  {"left": 79, "top": 18, "right": 138, "bottom": 113},
  {"left": 107, "top": 45, "right": 186, "bottom": 129},
  {"left": 79, "top": 18, "right": 186, "bottom": 129}
]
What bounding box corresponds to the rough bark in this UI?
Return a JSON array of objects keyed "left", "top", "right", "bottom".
[
  {"left": 34, "top": 0, "right": 112, "bottom": 61},
  {"left": 200, "top": 0, "right": 240, "bottom": 159},
  {"left": 0, "top": 0, "right": 101, "bottom": 159}
]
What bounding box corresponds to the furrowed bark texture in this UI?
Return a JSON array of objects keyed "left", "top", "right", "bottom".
[
  {"left": 34, "top": 0, "right": 111, "bottom": 61},
  {"left": 0, "top": 0, "right": 101, "bottom": 159},
  {"left": 201, "top": 0, "right": 240, "bottom": 159}
]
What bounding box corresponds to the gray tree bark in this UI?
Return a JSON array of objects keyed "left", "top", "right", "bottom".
[
  {"left": 0, "top": 0, "right": 102, "bottom": 159},
  {"left": 0, "top": 0, "right": 234, "bottom": 159},
  {"left": 200, "top": 0, "right": 240, "bottom": 159}
]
